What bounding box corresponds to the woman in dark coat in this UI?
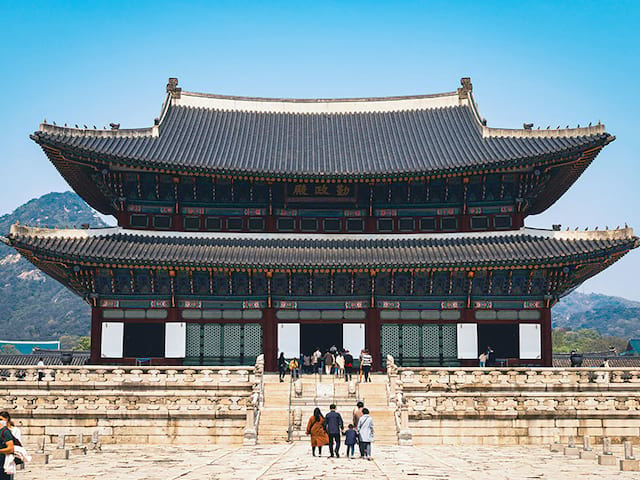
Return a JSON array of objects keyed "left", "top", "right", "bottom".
[
  {"left": 278, "top": 352, "right": 287, "bottom": 382},
  {"left": 306, "top": 407, "right": 329, "bottom": 456}
]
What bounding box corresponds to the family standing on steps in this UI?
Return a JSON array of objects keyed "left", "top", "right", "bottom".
[{"left": 305, "top": 401, "right": 374, "bottom": 460}]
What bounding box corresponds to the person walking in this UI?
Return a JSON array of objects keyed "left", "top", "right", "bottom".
[
  {"left": 278, "top": 352, "right": 287, "bottom": 382},
  {"left": 344, "top": 424, "right": 358, "bottom": 458},
  {"left": 335, "top": 352, "right": 345, "bottom": 378},
  {"left": 312, "top": 348, "right": 322, "bottom": 375},
  {"left": 478, "top": 351, "right": 487, "bottom": 368},
  {"left": 357, "top": 408, "right": 374, "bottom": 460},
  {"left": 323, "top": 351, "right": 334, "bottom": 376},
  {"left": 303, "top": 354, "right": 312, "bottom": 375},
  {"left": 343, "top": 350, "right": 354, "bottom": 382},
  {"left": 352, "top": 401, "right": 365, "bottom": 457},
  {"left": 361, "top": 349, "right": 373, "bottom": 382},
  {"left": 323, "top": 404, "right": 344, "bottom": 458},
  {"left": 306, "top": 407, "right": 329, "bottom": 457}
]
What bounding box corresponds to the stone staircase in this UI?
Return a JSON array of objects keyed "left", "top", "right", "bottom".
[{"left": 258, "top": 373, "right": 397, "bottom": 445}]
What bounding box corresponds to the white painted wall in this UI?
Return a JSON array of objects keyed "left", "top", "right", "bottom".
[
  {"left": 165, "top": 322, "right": 186, "bottom": 358},
  {"left": 278, "top": 323, "right": 300, "bottom": 358},
  {"left": 519, "top": 324, "right": 542, "bottom": 359},
  {"left": 457, "top": 323, "right": 478, "bottom": 359},
  {"left": 101, "top": 322, "right": 124, "bottom": 358},
  {"left": 343, "top": 323, "right": 365, "bottom": 355}
]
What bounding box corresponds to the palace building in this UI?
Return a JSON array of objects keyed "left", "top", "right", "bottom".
[{"left": 5, "top": 78, "right": 638, "bottom": 370}]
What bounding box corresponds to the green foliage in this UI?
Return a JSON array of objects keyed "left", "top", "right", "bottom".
[
  {"left": 552, "top": 328, "right": 628, "bottom": 354},
  {"left": 59, "top": 335, "right": 91, "bottom": 351},
  {"left": 0, "top": 344, "right": 20, "bottom": 355},
  {"left": 0, "top": 192, "right": 109, "bottom": 341}
]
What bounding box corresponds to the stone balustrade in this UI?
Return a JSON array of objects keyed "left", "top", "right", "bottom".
[
  {"left": 389, "top": 366, "right": 640, "bottom": 446},
  {"left": 0, "top": 364, "right": 261, "bottom": 446}
]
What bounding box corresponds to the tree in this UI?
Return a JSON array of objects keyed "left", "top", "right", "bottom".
[{"left": 0, "top": 344, "right": 20, "bottom": 355}]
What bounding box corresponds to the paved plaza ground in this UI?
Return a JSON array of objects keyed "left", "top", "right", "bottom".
[{"left": 21, "top": 442, "right": 639, "bottom": 479}]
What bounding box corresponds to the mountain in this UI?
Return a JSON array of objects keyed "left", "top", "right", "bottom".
[
  {"left": 553, "top": 292, "right": 640, "bottom": 339},
  {"left": 0, "top": 192, "right": 108, "bottom": 340}
]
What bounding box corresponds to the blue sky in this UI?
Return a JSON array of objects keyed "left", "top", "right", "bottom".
[{"left": 1, "top": 1, "right": 638, "bottom": 300}]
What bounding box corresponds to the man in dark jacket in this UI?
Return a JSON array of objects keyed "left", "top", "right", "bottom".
[{"left": 324, "top": 404, "right": 344, "bottom": 458}]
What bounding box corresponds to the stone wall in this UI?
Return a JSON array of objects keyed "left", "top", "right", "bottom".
[
  {"left": 390, "top": 366, "right": 640, "bottom": 446},
  {"left": 0, "top": 365, "right": 260, "bottom": 446}
]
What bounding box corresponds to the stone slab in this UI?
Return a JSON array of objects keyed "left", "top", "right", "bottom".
[
  {"left": 620, "top": 459, "right": 640, "bottom": 471},
  {"left": 579, "top": 450, "right": 597, "bottom": 459},
  {"left": 564, "top": 446, "right": 580, "bottom": 456},
  {"left": 598, "top": 454, "right": 618, "bottom": 466}
]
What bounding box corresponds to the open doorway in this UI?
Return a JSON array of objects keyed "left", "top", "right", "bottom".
[{"left": 300, "top": 323, "right": 343, "bottom": 356}]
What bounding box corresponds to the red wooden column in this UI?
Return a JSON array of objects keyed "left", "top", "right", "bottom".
[
  {"left": 540, "top": 308, "right": 553, "bottom": 367},
  {"left": 366, "top": 307, "right": 382, "bottom": 372},
  {"left": 262, "top": 308, "right": 277, "bottom": 372},
  {"left": 89, "top": 306, "right": 102, "bottom": 364}
]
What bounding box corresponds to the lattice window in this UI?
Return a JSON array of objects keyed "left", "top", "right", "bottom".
[
  {"left": 179, "top": 176, "right": 196, "bottom": 202},
  {"left": 413, "top": 272, "right": 430, "bottom": 296},
  {"left": 472, "top": 272, "right": 488, "bottom": 296},
  {"left": 186, "top": 324, "right": 202, "bottom": 357},
  {"left": 485, "top": 174, "right": 501, "bottom": 201},
  {"left": 381, "top": 324, "right": 400, "bottom": 357},
  {"left": 195, "top": 178, "right": 213, "bottom": 202},
  {"left": 291, "top": 273, "right": 310, "bottom": 296},
  {"left": 491, "top": 272, "right": 509, "bottom": 296},
  {"left": 155, "top": 271, "right": 171, "bottom": 295},
  {"left": 212, "top": 273, "right": 229, "bottom": 295},
  {"left": 252, "top": 183, "right": 269, "bottom": 204},
  {"left": 394, "top": 273, "right": 411, "bottom": 296},
  {"left": 450, "top": 272, "right": 467, "bottom": 296},
  {"left": 175, "top": 272, "right": 191, "bottom": 295},
  {"left": 375, "top": 272, "right": 392, "bottom": 296},
  {"left": 252, "top": 272, "right": 267, "bottom": 296},
  {"left": 447, "top": 178, "right": 462, "bottom": 203},
  {"left": 441, "top": 325, "right": 458, "bottom": 357},
  {"left": 113, "top": 269, "right": 132, "bottom": 294},
  {"left": 390, "top": 183, "right": 408, "bottom": 203},
  {"left": 243, "top": 324, "right": 262, "bottom": 356},
  {"left": 222, "top": 324, "right": 242, "bottom": 357},
  {"left": 313, "top": 274, "right": 330, "bottom": 296},
  {"left": 467, "top": 175, "right": 483, "bottom": 202},
  {"left": 192, "top": 272, "right": 210, "bottom": 295},
  {"left": 432, "top": 272, "right": 450, "bottom": 296},
  {"left": 215, "top": 180, "right": 232, "bottom": 202},
  {"left": 429, "top": 179, "right": 444, "bottom": 203},
  {"left": 410, "top": 182, "right": 427, "bottom": 203},
  {"left": 333, "top": 273, "right": 352, "bottom": 296},
  {"left": 95, "top": 271, "right": 112, "bottom": 294},
  {"left": 373, "top": 184, "right": 389, "bottom": 205},
  {"left": 422, "top": 325, "right": 440, "bottom": 357},
  {"left": 203, "top": 324, "right": 221, "bottom": 357},
  {"left": 235, "top": 181, "right": 251, "bottom": 202},
  {"left": 140, "top": 173, "right": 156, "bottom": 200},
  {"left": 123, "top": 174, "right": 139, "bottom": 200},
  {"left": 133, "top": 272, "right": 151, "bottom": 294},
  {"left": 353, "top": 273, "right": 371, "bottom": 296},
  {"left": 271, "top": 273, "right": 289, "bottom": 296},
  {"left": 231, "top": 273, "right": 250, "bottom": 296},
  {"left": 402, "top": 325, "right": 420, "bottom": 357},
  {"left": 158, "top": 175, "right": 174, "bottom": 201},
  {"left": 511, "top": 270, "right": 529, "bottom": 296}
]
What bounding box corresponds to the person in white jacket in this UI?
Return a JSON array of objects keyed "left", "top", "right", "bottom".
[{"left": 356, "top": 408, "right": 374, "bottom": 460}]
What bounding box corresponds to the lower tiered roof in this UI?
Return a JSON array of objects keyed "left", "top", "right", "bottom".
[{"left": 5, "top": 225, "right": 637, "bottom": 270}]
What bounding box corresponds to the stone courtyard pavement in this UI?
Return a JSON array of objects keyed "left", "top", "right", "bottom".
[{"left": 22, "top": 442, "right": 638, "bottom": 479}]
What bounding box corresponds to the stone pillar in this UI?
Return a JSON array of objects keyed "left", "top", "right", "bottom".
[
  {"left": 598, "top": 437, "right": 617, "bottom": 466},
  {"left": 398, "top": 407, "right": 413, "bottom": 446},
  {"left": 579, "top": 435, "right": 596, "bottom": 459},
  {"left": 243, "top": 408, "right": 257, "bottom": 446},
  {"left": 621, "top": 441, "right": 640, "bottom": 471}
]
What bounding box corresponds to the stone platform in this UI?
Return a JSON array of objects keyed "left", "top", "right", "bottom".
[{"left": 20, "top": 442, "right": 640, "bottom": 479}]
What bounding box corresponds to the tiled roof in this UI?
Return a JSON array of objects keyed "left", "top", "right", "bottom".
[
  {"left": 552, "top": 356, "right": 640, "bottom": 368},
  {"left": 0, "top": 351, "right": 89, "bottom": 366},
  {"left": 30, "top": 79, "right": 612, "bottom": 179},
  {"left": 6, "top": 226, "right": 638, "bottom": 269}
]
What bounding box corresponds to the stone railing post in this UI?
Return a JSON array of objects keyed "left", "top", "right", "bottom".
[
  {"left": 243, "top": 408, "right": 257, "bottom": 446},
  {"left": 621, "top": 441, "right": 640, "bottom": 471},
  {"left": 598, "top": 437, "right": 616, "bottom": 466}
]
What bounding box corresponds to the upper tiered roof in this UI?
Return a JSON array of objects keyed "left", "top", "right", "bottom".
[
  {"left": 31, "top": 78, "right": 612, "bottom": 180},
  {"left": 6, "top": 225, "right": 636, "bottom": 270}
]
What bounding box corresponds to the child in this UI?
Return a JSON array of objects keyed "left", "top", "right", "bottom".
[
  {"left": 344, "top": 423, "right": 358, "bottom": 458},
  {"left": 289, "top": 358, "right": 300, "bottom": 379}
]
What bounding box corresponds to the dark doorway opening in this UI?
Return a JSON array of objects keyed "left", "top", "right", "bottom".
[
  {"left": 123, "top": 323, "right": 165, "bottom": 358},
  {"left": 300, "top": 323, "right": 343, "bottom": 355},
  {"left": 477, "top": 323, "right": 519, "bottom": 362}
]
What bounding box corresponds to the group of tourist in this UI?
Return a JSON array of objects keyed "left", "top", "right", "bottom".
[
  {"left": 305, "top": 401, "right": 374, "bottom": 460},
  {"left": 278, "top": 348, "right": 374, "bottom": 382}
]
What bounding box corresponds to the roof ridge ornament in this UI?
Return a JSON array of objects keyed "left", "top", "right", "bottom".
[
  {"left": 167, "top": 77, "right": 181, "bottom": 99},
  {"left": 457, "top": 77, "right": 472, "bottom": 100}
]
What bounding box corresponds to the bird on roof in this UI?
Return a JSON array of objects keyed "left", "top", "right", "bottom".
[
  {"left": 616, "top": 225, "right": 620, "bottom": 229},
  {"left": 589, "top": 122, "right": 592, "bottom": 127},
  {"left": 575, "top": 227, "right": 579, "bottom": 231},
  {"left": 606, "top": 226, "right": 609, "bottom": 230},
  {"left": 93, "top": 125, "right": 97, "bottom": 129},
  {"left": 53, "top": 121, "right": 56, "bottom": 126},
  {"left": 83, "top": 125, "right": 88, "bottom": 129},
  {"left": 64, "top": 123, "right": 67, "bottom": 127},
  {"left": 75, "top": 124, "right": 79, "bottom": 128},
  {"left": 595, "top": 226, "right": 598, "bottom": 230},
  {"left": 43, "top": 118, "right": 47, "bottom": 123}
]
